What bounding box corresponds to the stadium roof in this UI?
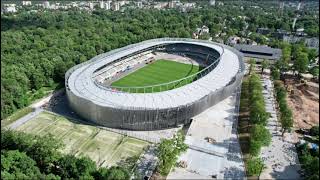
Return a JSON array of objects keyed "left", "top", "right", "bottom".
[
  {"left": 234, "top": 44, "right": 282, "bottom": 61},
  {"left": 67, "top": 38, "right": 242, "bottom": 110}
]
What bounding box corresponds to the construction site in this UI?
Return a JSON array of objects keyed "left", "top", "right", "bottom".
[{"left": 283, "top": 75, "right": 319, "bottom": 142}]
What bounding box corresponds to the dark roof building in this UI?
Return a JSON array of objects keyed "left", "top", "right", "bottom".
[
  {"left": 256, "top": 28, "right": 271, "bottom": 35},
  {"left": 234, "top": 44, "right": 282, "bottom": 62}
]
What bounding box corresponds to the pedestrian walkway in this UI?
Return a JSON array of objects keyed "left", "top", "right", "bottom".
[
  {"left": 135, "top": 145, "right": 158, "bottom": 179},
  {"left": 259, "top": 75, "right": 301, "bottom": 179},
  {"left": 7, "top": 108, "right": 43, "bottom": 129}
]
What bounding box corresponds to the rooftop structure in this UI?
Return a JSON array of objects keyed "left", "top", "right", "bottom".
[{"left": 234, "top": 44, "right": 282, "bottom": 62}]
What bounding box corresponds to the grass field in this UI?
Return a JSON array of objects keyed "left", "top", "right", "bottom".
[
  {"left": 16, "top": 111, "right": 150, "bottom": 167},
  {"left": 111, "top": 60, "right": 201, "bottom": 93}
]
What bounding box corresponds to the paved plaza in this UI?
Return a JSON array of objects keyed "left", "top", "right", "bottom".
[
  {"left": 167, "top": 91, "right": 245, "bottom": 179},
  {"left": 259, "top": 75, "right": 301, "bottom": 179}
]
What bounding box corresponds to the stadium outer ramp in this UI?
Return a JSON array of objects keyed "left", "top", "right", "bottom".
[{"left": 65, "top": 38, "right": 245, "bottom": 131}]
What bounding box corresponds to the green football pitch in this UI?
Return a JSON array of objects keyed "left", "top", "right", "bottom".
[{"left": 111, "top": 60, "right": 201, "bottom": 93}]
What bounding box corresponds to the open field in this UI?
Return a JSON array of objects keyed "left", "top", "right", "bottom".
[
  {"left": 111, "top": 59, "right": 201, "bottom": 92},
  {"left": 15, "top": 111, "right": 150, "bottom": 167}
]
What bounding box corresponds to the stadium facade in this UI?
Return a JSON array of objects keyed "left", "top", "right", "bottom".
[{"left": 66, "top": 38, "right": 245, "bottom": 130}]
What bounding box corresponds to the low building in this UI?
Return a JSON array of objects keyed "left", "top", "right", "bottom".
[
  {"left": 153, "top": 2, "right": 168, "bottom": 9},
  {"left": 88, "top": 2, "right": 94, "bottom": 10},
  {"left": 3, "top": 4, "right": 17, "bottom": 13},
  {"left": 257, "top": 28, "right": 271, "bottom": 35},
  {"left": 136, "top": 1, "right": 143, "bottom": 8},
  {"left": 209, "top": 0, "right": 216, "bottom": 6},
  {"left": 305, "top": 37, "right": 319, "bottom": 50},
  {"left": 193, "top": 26, "right": 210, "bottom": 39},
  {"left": 168, "top": 0, "right": 180, "bottom": 8},
  {"left": 112, "top": 2, "right": 120, "bottom": 11},
  {"left": 22, "top": 1, "right": 32, "bottom": 6},
  {"left": 43, "top": 1, "right": 50, "bottom": 9},
  {"left": 227, "top": 36, "right": 257, "bottom": 46},
  {"left": 282, "top": 35, "right": 319, "bottom": 50},
  {"left": 295, "top": 28, "right": 307, "bottom": 37},
  {"left": 105, "top": 1, "right": 112, "bottom": 10},
  {"left": 272, "top": 29, "right": 290, "bottom": 39},
  {"left": 99, "top": 1, "right": 105, "bottom": 9},
  {"left": 234, "top": 44, "right": 282, "bottom": 63},
  {"left": 118, "top": 1, "right": 130, "bottom": 6},
  {"left": 202, "top": 26, "right": 209, "bottom": 34},
  {"left": 217, "top": 2, "right": 224, "bottom": 6},
  {"left": 227, "top": 36, "right": 241, "bottom": 45}
]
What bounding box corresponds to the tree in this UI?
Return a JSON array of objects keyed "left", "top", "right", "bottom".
[
  {"left": 107, "top": 166, "right": 130, "bottom": 180},
  {"left": 249, "top": 139, "right": 262, "bottom": 156},
  {"left": 55, "top": 155, "right": 96, "bottom": 179},
  {"left": 249, "top": 59, "right": 256, "bottom": 75},
  {"left": 261, "top": 59, "right": 269, "bottom": 74},
  {"left": 275, "top": 86, "right": 287, "bottom": 103},
  {"left": 294, "top": 51, "right": 309, "bottom": 77},
  {"left": 250, "top": 124, "right": 271, "bottom": 146},
  {"left": 271, "top": 67, "right": 280, "bottom": 80},
  {"left": 1, "top": 130, "right": 131, "bottom": 179},
  {"left": 246, "top": 157, "right": 265, "bottom": 176},
  {"left": 250, "top": 101, "right": 268, "bottom": 125},
  {"left": 307, "top": 49, "right": 318, "bottom": 63},
  {"left": 157, "top": 130, "right": 187, "bottom": 175},
  {"left": 1, "top": 150, "right": 42, "bottom": 179},
  {"left": 309, "top": 66, "right": 319, "bottom": 79},
  {"left": 92, "top": 167, "right": 109, "bottom": 179},
  {"left": 26, "top": 134, "right": 63, "bottom": 173},
  {"left": 280, "top": 107, "right": 293, "bottom": 135},
  {"left": 309, "top": 126, "right": 319, "bottom": 136}
]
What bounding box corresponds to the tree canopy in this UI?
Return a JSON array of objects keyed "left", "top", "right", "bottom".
[{"left": 1, "top": 130, "right": 132, "bottom": 179}]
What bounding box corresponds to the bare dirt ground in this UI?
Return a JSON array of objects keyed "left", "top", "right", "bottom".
[{"left": 283, "top": 76, "right": 319, "bottom": 132}]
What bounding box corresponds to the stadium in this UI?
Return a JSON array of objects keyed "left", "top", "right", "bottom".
[{"left": 66, "top": 38, "right": 245, "bottom": 130}]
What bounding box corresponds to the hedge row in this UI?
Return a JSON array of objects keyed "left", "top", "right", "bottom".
[
  {"left": 248, "top": 73, "right": 271, "bottom": 156},
  {"left": 246, "top": 73, "right": 272, "bottom": 176},
  {"left": 273, "top": 80, "right": 293, "bottom": 134}
]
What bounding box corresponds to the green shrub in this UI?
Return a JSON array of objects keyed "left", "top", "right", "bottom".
[
  {"left": 310, "top": 126, "right": 319, "bottom": 136},
  {"left": 250, "top": 124, "right": 271, "bottom": 146},
  {"left": 271, "top": 68, "right": 280, "bottom": 80},
  {"left": 246, "top": 157, "right": 265, "bottom": 176},
  {"left": 157, "top": 130, "right": 188, "bottom": 175},
  {"left": 249, "top": 139, "right": 262, "bottom": 156}
]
